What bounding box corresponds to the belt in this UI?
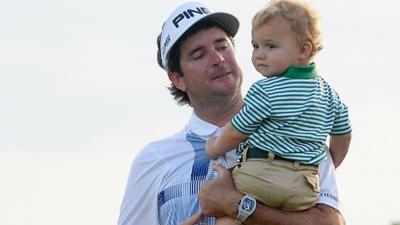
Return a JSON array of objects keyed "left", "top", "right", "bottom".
[
  {"left": 243, "top": 147, "right": 317, "bottom": 168},
  {"left": 246, "top": 147, "right": 292, "bottom": 161}
]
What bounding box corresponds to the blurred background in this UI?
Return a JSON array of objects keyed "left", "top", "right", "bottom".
[{"left": 1, "top": 0, "right": 399, "bottom": 224}]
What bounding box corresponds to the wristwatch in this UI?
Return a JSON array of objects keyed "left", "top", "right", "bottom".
[{"left": 235, "top": 195, "right": 257, "bottom": 224}]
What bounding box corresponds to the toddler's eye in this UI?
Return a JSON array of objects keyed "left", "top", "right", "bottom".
[{"left": 266, "top": 44, "right": 275, "bottom": 49}]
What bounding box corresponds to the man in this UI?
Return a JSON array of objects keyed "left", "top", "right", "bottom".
[{"left": 118, "top": 2, "right": 345, "bottom": 225}]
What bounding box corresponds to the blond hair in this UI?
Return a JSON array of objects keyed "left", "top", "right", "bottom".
[{"left": 252, "top": 0, "right": 323, "bottom": 58}]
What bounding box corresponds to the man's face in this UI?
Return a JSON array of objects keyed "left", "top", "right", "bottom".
[{"left": 174, "top": 27, "right": 243, "bottom": 103}]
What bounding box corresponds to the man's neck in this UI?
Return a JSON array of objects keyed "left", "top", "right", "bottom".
[{"left": 192, "top": 93, "right": 243, "bottom": 127}]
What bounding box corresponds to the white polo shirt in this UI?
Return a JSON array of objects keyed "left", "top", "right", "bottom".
[{"left": 118, "top": 112, "right": 339, "bottom": 225}]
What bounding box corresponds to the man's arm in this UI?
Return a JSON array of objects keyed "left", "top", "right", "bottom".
[
  {"left": 118, "top": 147, "right": 165, "bottom": 225},
  {"left": 246, "top": 201, "right": 345, "bottom": 225},
  {"left": 198, "top": 165, "right": 345, "bottom": 225}
]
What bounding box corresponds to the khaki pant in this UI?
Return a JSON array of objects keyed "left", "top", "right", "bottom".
[{"left": 232, "top": 150, "right": 320, "bottom": 211}]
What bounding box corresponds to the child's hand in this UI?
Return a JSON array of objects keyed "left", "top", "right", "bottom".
[
  {"left": 205, "top": 136, "right": 218, "bottom": 159},
  {"left": 179, "top": 212, "right": 203, "bottom": 225}
]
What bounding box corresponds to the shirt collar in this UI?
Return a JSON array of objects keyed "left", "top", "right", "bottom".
[
  {"left": 282, "top": 62, "right": 318, "bottom": 79},
  {"left": 186, "top": 111, "right": 220, "bottom": 138}
]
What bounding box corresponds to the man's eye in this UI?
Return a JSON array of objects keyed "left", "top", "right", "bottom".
[
  {"left": 252, "top": 43, "right": 259, "bottom": 49},
  {"left": 192, "top": 53, "right": 203, "bottom": 60},
  {"left": 217, "top": 43, "right": 229, "bottom": 51}
]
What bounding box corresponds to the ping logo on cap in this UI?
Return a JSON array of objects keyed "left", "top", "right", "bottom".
[{"left": 172, "top": 7, "right": 210, "bottom": 28}]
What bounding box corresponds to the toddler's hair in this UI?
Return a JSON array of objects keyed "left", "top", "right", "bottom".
[{"left": 252, "top": 0, "right": 323, "bottom": 57}]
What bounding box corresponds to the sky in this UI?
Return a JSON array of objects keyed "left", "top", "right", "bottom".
[{"left": 1, "top": 0, "right": 399, "bottom": 224}]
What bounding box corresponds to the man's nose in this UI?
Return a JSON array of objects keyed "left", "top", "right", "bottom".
[{"left": 210, "top": 50, "right": 225, "bottom": 66}]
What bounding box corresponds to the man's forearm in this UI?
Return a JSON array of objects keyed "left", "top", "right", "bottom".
[
  {"left": 220, "top": 191, "right": 346, "bottom": 225},
  {"left": 246, "top": 203, "right": 345, "bottom": 225},
  {"left": 199, "top": 165, "right": 345, "bottom": 225}
]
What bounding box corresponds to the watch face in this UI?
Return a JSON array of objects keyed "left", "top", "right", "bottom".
[{"left": 242, "top": 198, "right": 255, "bottom": 211}]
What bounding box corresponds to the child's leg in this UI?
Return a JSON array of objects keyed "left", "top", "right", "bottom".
[{"left": 215, "top": 216, "right": 236, "bottom": 225}]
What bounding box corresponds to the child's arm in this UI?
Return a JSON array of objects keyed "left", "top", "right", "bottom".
[
  {"left": 206, "top": 121, "right": 248, "bottom": 159},
  {"left": 328, "top": 132, "right": 352, "bottom": 168}
]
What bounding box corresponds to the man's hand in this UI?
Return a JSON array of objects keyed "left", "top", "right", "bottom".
[
  {"left": 198, "top": 164, "right": 244, "bottom": 218},
  {"left": 180, "top": 164, "right": 242, "bottom": 225}
]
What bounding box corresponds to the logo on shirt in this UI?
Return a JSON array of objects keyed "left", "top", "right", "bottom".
[{"left": 320, "top": 192, "right": 338, "bottom": 202}]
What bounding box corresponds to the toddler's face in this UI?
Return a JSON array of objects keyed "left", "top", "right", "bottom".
[{"left": 251, "top": 16, "right": 303, "bottom": 77}]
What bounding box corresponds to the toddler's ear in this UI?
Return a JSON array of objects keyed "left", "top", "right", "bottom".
[{"left": 299, "top": 41, "right": 313, "bottom": 60}]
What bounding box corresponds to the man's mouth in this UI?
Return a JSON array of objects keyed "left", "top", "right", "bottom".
[{"left": 211, "top": 71, "right": 231, "bottom": 80}]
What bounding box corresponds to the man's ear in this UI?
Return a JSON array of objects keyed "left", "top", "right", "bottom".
[
  {"left": 299, "top": 41, "right": 312, "bottom": 60},
  {"left": 168, "top": 72, "right": 186, "bottom": 91}
]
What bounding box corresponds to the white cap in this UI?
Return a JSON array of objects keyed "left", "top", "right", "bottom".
[{"left": 160, "top": 2, "right": 239, "bottom": 71}]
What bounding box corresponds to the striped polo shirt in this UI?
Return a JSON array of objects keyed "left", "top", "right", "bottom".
[{"left": 232, "top": 63, "right": 352, "bottom": 164}]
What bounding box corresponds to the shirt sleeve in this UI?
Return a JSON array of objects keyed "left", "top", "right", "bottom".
[
  {"left": 118, "top": 146, "right": 167, "bottom": 225},
  {"left": 317, "top": 150, "right": 340, "bottom": 210},
  {"left": 231, "top": 81, "right": 272, "bottom": 135},
  {"left": 330, "top": 93, "right": 352, "bottom": 135}
]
